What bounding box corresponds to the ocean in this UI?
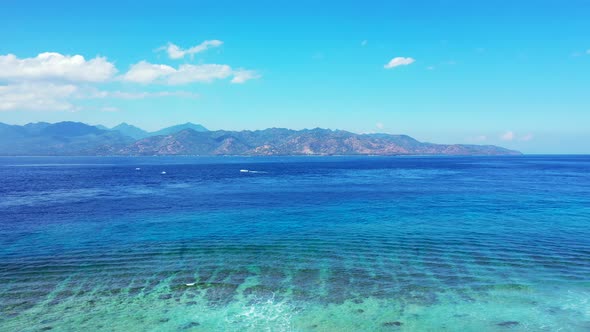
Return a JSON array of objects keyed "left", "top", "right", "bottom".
[{"left": 0, "top": 155, "right": 589, "bottom": 331}]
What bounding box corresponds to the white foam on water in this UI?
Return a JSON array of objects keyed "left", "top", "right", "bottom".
[{"left": 225, "top": 294, "right": 294, "bottom": 331}]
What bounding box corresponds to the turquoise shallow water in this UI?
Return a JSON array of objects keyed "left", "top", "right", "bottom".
[{"left": 0, "top": 156, "right": 589, "bottom": 331}]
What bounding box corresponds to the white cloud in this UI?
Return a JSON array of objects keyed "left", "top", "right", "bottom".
[
  {"left": 500, "top": 131, "right": 533, "bottom": 142},
  {"left": 0, "top": 82, "right": 200, "bottom": 111},
  {"left": 375, "top": 122, "right": 384, "bottom": 130},
  {"left": 122, "top": 61, "right": 258, "bottom": 85},
  {"left": 500, "top": 131, "right": 515, "bottom": 141},
  {"left": 121, "top": 61, "right": 176, "bottom": 84},
  {"left": 0, "top": 83, "right": 78, "bottom": 111},
  {"left": 0, "top": 52, "right": 117, "bottom": 82},
  {"left": 426, "top": 66, "right": 435, "bottom": 70},
  {"left": 1, "top": 50, "right": 258, "bottom": 86},
  {"left": 384, "top": 57, "right": 415, "bottom": 69},
  {"left": 0, "top": 48, "right": 257, "bottom": 111},
  {"left": 88, "top": 89, "right": 199, "bottom": 99},
  {"left": 169, "top": 64, "right": 232, "bottom": 84},
  {"left": 160, "top": 40, "right": 223, "bottom": 59},
  {"left": 100, "top": 106, "right": 119, "bottom": 112},
  {"left": 231, "top": 69, "right": 261, "bottom": 84},
  {"left": 472, "top": 135, "right": 487, "bottom": 142}
]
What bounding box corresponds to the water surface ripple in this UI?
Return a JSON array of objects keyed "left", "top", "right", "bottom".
[{"left": 0, "top": 156, "right": 589, "bottom": 331}]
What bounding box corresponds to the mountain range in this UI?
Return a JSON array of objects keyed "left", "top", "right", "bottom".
[
  {"left": 0, "top": 122, "right": 521, "bottom": 156},
  {"left": 110, "top": 122, "right": 208, "bottom": 139}
]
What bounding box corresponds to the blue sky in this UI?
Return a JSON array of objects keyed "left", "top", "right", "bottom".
[{"left": 0, "top": 0, "right": 589, "bottom": 153}]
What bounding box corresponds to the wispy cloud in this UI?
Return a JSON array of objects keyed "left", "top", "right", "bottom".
[
  {"left": 500, "top": 131, "right": 515, "bottom": 141},
  {"left": 470, "top": 135, "right": 487, "bottom": 142},
  {"left": 230, "top": 69, "right": 261, "bottom": 84},
  {"left": 0, "top": 52, "right": 117, "bottom": 82},
  {"left": 384, "top": 57, "right": 415, "bottom": 69},
  {"left": 500, "top": 131, "right": 533, "bottom": 142},
  {"left": 375, "top": 122, "right": 384, "bottom": 130},
  {"left": 159, "top": 40, "right": 223, "bottom": 59},
  {"left": 0, "top": 82, "right": 78, "bottom": 111},
  {"left": 0, "top": 82, "right": 200, "bottom": 112},
  {"left": 572, "top": 49, "right": 590, "bottom": 57},
  {"left": 122, "top": 61, "right": 259, "bottom": 85},
  {"left": 121, "top": 61, "right": 176, "bottom": 84},
  {"left": 88, "top": 89, "right": 199, "bottom": 99},
  {"left": 361, "top": 40, "right": 368, "bottom": 46}
]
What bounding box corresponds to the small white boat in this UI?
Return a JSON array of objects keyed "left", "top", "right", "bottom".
[
  {"left": 161, "top": 171, "right": 167, "bottom": 175},
  {"left": 135, "top": 167, "right": 141, "bottom": 171},
  {"left": 240, "top": 169, "right": 267, "bottom": 174}
]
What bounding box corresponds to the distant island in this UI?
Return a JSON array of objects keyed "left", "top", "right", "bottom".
[{"left": 0, "top": 122, "right": 521, "bottom": 156}]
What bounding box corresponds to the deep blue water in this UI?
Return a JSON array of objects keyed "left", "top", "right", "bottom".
[{"left": 0, "top": 156, "right": 589, "bottom": 331}]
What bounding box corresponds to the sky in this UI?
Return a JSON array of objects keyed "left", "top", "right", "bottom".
[{"left": 0, "top": 0, "right": 589, "bottom": 154}]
